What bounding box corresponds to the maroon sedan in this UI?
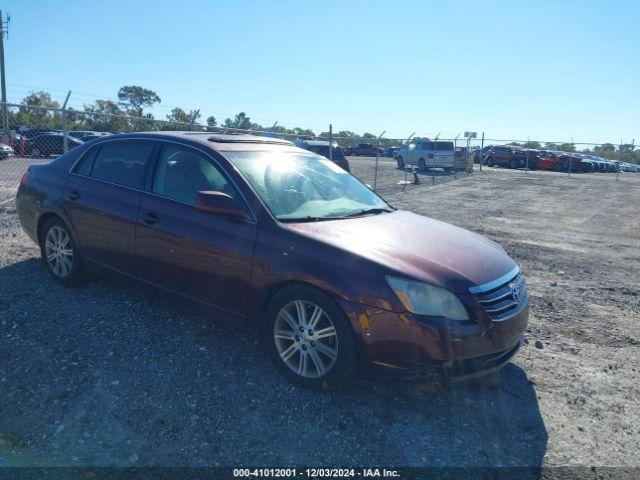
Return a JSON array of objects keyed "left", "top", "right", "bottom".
[{"left": 16, "top": 132, "right": 528, "bottom": 388}]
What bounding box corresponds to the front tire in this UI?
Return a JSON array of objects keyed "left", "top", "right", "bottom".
[
  {"left": 263, "top": 285, "right": 356, "bottom": 389},
  {"left": 397, "top": 156, "right": 405, "bottom": 169},
  {"left": 487, "top": 156, "right": 495, "bottom": 167},
  {"left": 39, "top": 218, "right": 86, "bottom": 286},
  {"left": 418, "top": 158, "right": 426, "bottom": 171}
]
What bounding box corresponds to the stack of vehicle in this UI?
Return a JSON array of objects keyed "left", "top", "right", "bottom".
[
  {"left": 474, "top": 145, "right": 638, "bottom": 173},
  {"left": 6, "top": 128, "right": 113, "bottom": 158}
]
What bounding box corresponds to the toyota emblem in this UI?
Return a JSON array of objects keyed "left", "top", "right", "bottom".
[{"left": 511, "top": 285, "right": 521, "bottom": 302}]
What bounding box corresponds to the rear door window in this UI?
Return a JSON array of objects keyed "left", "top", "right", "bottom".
[{"left": 90, "top": 141, "right": 155, "bottom": 189}]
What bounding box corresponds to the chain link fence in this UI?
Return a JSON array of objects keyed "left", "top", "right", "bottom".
[{"left": 0, "top": 103, "right": 637, "bottom": 204}]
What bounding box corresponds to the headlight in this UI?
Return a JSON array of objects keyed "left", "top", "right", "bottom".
[{"left": 386, "top": 277, "right": 469, "bottom": 320}]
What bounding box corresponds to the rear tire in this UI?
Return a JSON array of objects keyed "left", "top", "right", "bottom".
[
  {"left": 487, "top": 156, "right": 495, "bottom": 167},
  {"left": 263, "top": 285, "right": 356, "bottom": 389},
  {"left": 39, "top": 218, "right": 86, "bottom": 287},
  {"left": 510, "top": 158, "right": 518, "bottom": 169}
]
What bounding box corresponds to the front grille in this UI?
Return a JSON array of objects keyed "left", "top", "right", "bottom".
[{"left": 471, "top": 272, "right": 527, "bottom": 322}]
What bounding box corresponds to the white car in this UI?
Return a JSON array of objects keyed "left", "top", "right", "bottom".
[{"left": 0, "top": 143, "right": 14, "bottom": 159}]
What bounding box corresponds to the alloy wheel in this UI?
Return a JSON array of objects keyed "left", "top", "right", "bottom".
[
  {"left": 44, "top": 226, "right": 74, "bottom": 278},
  {"left": 273, "top": 300, "right": 338, "bottom": 379}
]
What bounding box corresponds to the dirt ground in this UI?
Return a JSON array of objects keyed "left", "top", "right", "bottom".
[{"left": 0, "top": 161, "right": 639, "bottom": 474}]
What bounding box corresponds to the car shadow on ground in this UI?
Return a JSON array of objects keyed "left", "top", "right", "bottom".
[{"left": 0, "top": 258, "right": 547, "bottom": 473}]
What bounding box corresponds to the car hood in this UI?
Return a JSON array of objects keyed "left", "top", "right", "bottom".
[{"left": 284, "top": 210, "right": 516, "bottom": 292}]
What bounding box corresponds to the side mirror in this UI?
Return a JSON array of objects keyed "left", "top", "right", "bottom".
[{"left": 194, "top": 190, "right": 252, "bottom": 221}]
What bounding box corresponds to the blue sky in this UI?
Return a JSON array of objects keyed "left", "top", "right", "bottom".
[{"left": 4, "top": 0, "right": 639, "bottom": 143}]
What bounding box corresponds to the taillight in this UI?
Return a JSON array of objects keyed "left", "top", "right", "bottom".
[{"left": 19, "top": 169, "right": 30, "bottom": 187}]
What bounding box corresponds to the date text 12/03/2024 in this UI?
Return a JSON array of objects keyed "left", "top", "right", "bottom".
[{"left": 232, "top": 468, "right": 400, "bottom": 478}]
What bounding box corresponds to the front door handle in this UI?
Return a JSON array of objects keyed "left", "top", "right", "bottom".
[
  {"left": 68, "top": 190, "right": 80, "bottom": 201},
  {"left": 143, "top": 212, "right": 158, "bottom": 225}
]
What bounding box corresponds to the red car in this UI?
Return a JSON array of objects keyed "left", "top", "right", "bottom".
[
  {"left": 535, "top": 150, "right": 559, "bottom": 170},
  {"left": 485, "top": 145, "right": 538, "bottom": 169},
  {"left": 347, "top": 143, "right": 378, "bottom": 156},
  {"left": 16, "top": 132, "right": 528, "bottom": 388}
]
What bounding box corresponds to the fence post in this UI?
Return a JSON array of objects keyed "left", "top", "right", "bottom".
[
  {"left": 402, "top": 132, "right": 416, "bottom": 192},
  {"left": 328, "top": 124, "right": 333, "bottom": 162},
  {"left": 61, "top": 90, "right": 71, "bottom": 153},
  {"left": 374, "top": 130, "right": 385, "bottom": 191},
  {"left": 479, "top": 132, "right": 484, "bottom": 171},
  {"left": 616, "top": 140, "right": 622, "bottom": 181}
]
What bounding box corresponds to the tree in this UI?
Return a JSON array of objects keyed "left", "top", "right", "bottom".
[
  {"left": 619, "top": 143, "right": 635, "bottom": 153},
  {"left": 83, "top": 99, "right": 130, "bottom": 132},
  {"left": 362, "top": 132, "right": 376, "bottom": 139},
  {"left": 206, "top": 115, "right": 217, "bottom": 126},
  {"left": 293, "top": 127, "right": 315, "bottom": 137},
  {"left": 16, "top": 91, "right": 62, "bottom": 130},
  {"left": 522, "top": 141, "right": 541, "bottom": 149},
  {"left": 224, "top": 112, "right": 254, "bottom": 130},
  {"left": 166, "top": 107, "right": 199, "bottom": 124},
  {"left": 597, "top": 143, "right": 616, "bottom": 152},
  {"left": 117, "top": 85, "right": 161, "bottom": 117},
  {"left": 336, "top": 131, "right": 357, "bottom": 138},
  {"left": 22, "top": 91, "right": 60, "bottom": 109},
  {"left": 558, "top": 143, "right": 575, "bottom": 152}
]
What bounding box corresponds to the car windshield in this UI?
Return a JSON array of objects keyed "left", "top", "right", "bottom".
[{"left": 226, "top": 151, "right": 391, "bottom": 221}]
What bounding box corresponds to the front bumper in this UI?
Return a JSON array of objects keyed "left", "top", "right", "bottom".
[
  {"left": 409, "top": 338, "right": 523, "bottom": 382},
  {"left": 341, "top": 298, "right": 528, "bottom": 382}
]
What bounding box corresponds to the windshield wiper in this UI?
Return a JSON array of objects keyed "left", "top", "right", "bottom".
[
  {"left": 279, "top": 216, "right": 341, "bottom": 223},
  {"left": 279, "top": 208, "right": 393, "bottom": 223},
  {"left": 337, "top": 208, "right": 394, "bottom": 218}
]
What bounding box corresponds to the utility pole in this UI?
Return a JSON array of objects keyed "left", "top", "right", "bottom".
[
  {"left": 0, "top": 11, "right": 10, "bottom": 140},
  {"left": 61, "top": 90, "right": 71, "bottom": 153}
]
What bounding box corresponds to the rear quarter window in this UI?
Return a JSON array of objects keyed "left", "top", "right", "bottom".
[{"left": 74, "top": 147, "right": 99, "bottom": 176}]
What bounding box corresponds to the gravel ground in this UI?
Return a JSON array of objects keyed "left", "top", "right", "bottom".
[{"left": 0, "top": 159, "right": 639, "bottom": 473}]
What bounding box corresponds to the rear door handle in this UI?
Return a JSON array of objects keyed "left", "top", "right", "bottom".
[
  {"left": 68, "top": 190, "right": 80, "bottom": 201},
  {"left": 143, "top": 212, "right": 158, "bottom": 225}
]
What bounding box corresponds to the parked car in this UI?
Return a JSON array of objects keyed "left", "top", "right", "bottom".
[
  {"left": 293, "top": 138, "right": 350, "bottom": 172},
  {"left": 535, "top": 151, "right": 559, "bottom": 170},
  {"left": 26, "top": 133, "right": 84, "bottom": 157},
  {"left": 16, "top": 127, "right": 59, "bottom": 139},
  {"left": 396, "top": 140, "right": 461, "bottom": 171},
  {"left": 78, "top": 133, "right": 107, "bottom": 143},
  {"left": 383, "top": 147, "right": 400, "bottom": 158},
  {"left": 16, "top": 132, "right": 528, "bottom": 388},
  {"left": 573, "top": 154, "right": 598, "bottom": 173},
  {"left": 346, "top": 143, "right": 378, "bottom": 156},
  {"left": 473, "top": 145, "right": 493, "bottom": 164},
  {"left": 68, "top": 130, "right": 101, "bottom": 141},
  {"left": 485, "top": 145, "right": 538, "bottom": 169},
  {"left": 0, "top": 143, "right": 14, "bottom": 159},
  {"left": 554, "top": 152, "right": 583, "bottom": 172}
]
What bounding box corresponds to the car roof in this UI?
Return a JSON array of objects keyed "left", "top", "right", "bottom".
[
  {"left": 295, "top": 139, "right": 335, "bottom": 147},
  {"left": 88, "top": 131, "right": 298, "bottom": 152}
]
